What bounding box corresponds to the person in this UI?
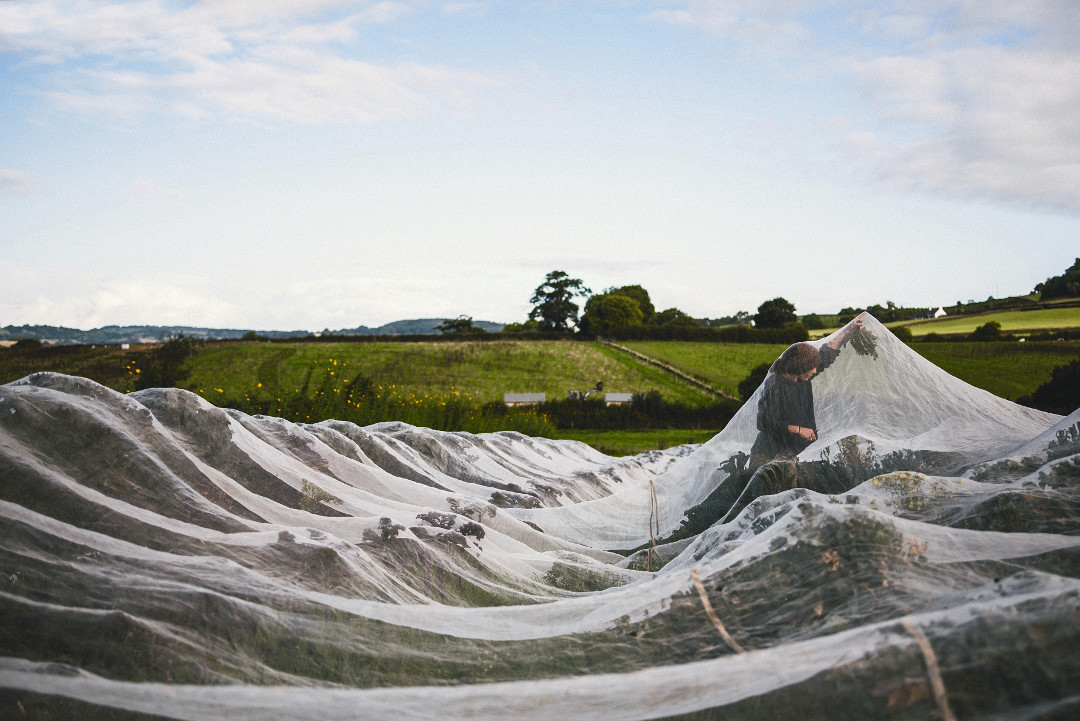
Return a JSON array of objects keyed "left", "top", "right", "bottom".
[{"left": 719, "top": 313, "right": 867, "bottom": 522}]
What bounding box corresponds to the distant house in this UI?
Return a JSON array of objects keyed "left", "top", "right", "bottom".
[
  {"left": 504, "top": 392, "right": 545, "bottom": 407},
  {"left": 604, "top": 392, "right": 634, "bottom": 406},
  {"left": 934, "top": 307, "right": 947, "bottom": 318}
]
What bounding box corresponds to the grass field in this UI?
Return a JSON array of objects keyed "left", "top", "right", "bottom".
[
  {"left": 909, "top": 341, "right": 1078, "bottom": 401},
  {"left": 3, "top": 338, "right": 1074, "bottom": 454},
  {"left": 899, "top": 307, "right": 1080, "bottom": 337},
  {"left": 809, "top": 305, "right": 1080, "bottom": 339},
  {"left": 182, "top": 340, "right": 717, "bottom": 407},
  {"left": 554, "top": 428, "right": 722, "bottom": 456},
  {"left": 0, "top": 344, "right": 134, "bottom": 388},
  {"left": 619, "top": 341, "right": 788, "bottom": 398},
  {"left": 614, "top": 339, "right": 1077, "bottom": 403}
]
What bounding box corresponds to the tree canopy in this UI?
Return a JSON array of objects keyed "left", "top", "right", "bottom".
[
  {"left": 753, "top": 297, "right": 799, "bottom": 329},
  {"left": 1035, "top": 258, "right": 1080, "bottom": 300},
  {"left": 436, "top": 315, "right": 485, "bottom": 334},
  {"left": 606, "top": 285, "right": 654, "bottom": 323},
  {"left": 528, "top": 271, "right": 591, "bottom": 332},
  {"left": 653, "top": 307, "right": 698, "bottom": 327},
  {"left": 579, "top": 293, "right": 644, "bottom": 336}
]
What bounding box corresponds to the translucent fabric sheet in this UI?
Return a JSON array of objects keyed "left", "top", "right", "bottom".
[{"left": 1, "top": 314, "right": 1077, "bottom": 720}]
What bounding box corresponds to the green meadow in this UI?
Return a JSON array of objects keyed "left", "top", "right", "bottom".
[
  {"left": 908, "top": 341, "right": 1078, "bottom": 401},
  {"left": 619, "top": 341, "right": 788, "bottom": 398},
  {"left": 899, "top": 307, "right": 1080, "bottom": 337},
  {"left": 2, "top": 335, "right": 1075, "bottom": 453},
  {"left": 554, "top": 428, "right": 724, "bottom": 455},
  {"left": 180, "top": 340, "right": 717, "bottom": 407},
  {"left": 809, "top": 306, "right": 1080, "bottom": 339}
]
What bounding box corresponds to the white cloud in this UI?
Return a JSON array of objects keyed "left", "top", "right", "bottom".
[
  {"left": 650, "top": 0, "right": 1080, "bottom": 212},
  {"left": 843, "top": 44, "right": 1080, "bottom": 210},
  {"left": 0, "top": 267, "right": 245, "bottom": 329},
  {"left": 845, "top": 55, "right": 954, "bottom": 124},
  {"left": 0, "top": 0, "right": 493, "bottom": 124},
  {"left": 644, "top": 0, "right": 817, "bottom": 51},
  {"left": 0, "top": 169, "right": 40, "bottom": 195}
]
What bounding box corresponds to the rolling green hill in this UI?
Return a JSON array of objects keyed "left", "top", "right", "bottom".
[
  {"left": 898, "top": 306, "right": 1080, "bottom": 337},
  {"left": 619, "top": 341, "right": 788, "bottom": 398},
  {"left": 3, "top": 336, "right": 1074, "bottom": 447},
  {"left": 908, "top": 341, "right": 1078, "bottom": 401},
  {"left": 180, "top": 340, "right": 718, "bottom": 407}
]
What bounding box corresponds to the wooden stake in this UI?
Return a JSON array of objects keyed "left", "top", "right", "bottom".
[
  {"left": 901, "top": 621, "right": 956, "bottom": 721},
  {"left": 691, "top": 569, "right": 745, "bottom": 654},
  {"left": 648, "top": 478, "right": 659, "bottom": 571}
]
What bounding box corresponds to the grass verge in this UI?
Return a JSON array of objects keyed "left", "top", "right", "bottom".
[{"left": 553, "top": 428, "right": 722, "bottom": 456}]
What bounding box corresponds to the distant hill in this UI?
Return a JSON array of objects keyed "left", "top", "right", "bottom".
[
  {"left": 325, "top": 319, "right": 505, "bottom": 336},
  {"left": 0, "top": 319, "right": 505, "bottom": 345}
]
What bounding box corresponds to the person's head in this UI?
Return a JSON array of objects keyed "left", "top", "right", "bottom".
[{"left": 774, "top": 342, "right": 821, "bottom": 380}]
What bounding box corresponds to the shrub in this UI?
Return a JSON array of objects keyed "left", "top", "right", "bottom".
[
  {"left": 535, "top": 392, "right": 738, "bottom": 431},
  {"left": 127, "top": 334, "right": 199, "bottom": 390},
  {"left": 738, "top": 363, "right": 772, "bottom": 400},
  {"left": 889, "top": 325, "right": 913, "bottom": 343},
  {"left": 1018, "top": 359, "right": 1080, "bottom": 415},
  {"left": 215, "top": 366, "right": 556, "bottom": 436},
  {"left": 971, "top": 321, "right": 1005, "bottom": 342}
]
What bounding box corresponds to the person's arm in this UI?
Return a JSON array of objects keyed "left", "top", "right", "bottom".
[
  {"left": 758, "top": 380, "right": 815, "bottom": 441},
  {"left": 826, "top": 311, "right": 867, "bottom": 350},
  {"left": 818, "top": 344, "right": 841, "bottom": 371}
]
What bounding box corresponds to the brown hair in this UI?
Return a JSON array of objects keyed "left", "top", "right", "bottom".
[{"left": 774, "top": 342, "right": 821, "bottom": 376}]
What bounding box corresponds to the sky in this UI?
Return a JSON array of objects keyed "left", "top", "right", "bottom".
[{"left": 1, "top": 0, "right": 1078, "bottom": 332}]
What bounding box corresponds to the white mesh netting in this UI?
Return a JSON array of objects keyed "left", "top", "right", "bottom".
[{"left": 1, "top": 314, "right": 1077, "bottom": 720}]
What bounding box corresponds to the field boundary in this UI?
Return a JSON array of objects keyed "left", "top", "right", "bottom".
[{"left": 599, "top": 341, "right": 739, "bottom": 402}]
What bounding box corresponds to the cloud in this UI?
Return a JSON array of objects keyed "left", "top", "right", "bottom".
[
  {"left": 842, "top": 43, "right": 1080, "bottom": 211},
  {"left": 0, "top": 265, "right": 246, "bottom": 329},
  {"left": 644, "top": 0, "right": 817, "bottom": 54},
  {"left": 0, "top": 0, "right": 493, "bottom": 124},
  {"left": 0, "top": 169, "right": 41, "bottom": 195},
  {"left": 650, "top": 0, "right": 1080, "bottom": 212}
]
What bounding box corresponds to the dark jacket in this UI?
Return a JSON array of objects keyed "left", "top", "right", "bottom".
[{"left": 749, "top": 345, "right": 840, "bottom": 465}]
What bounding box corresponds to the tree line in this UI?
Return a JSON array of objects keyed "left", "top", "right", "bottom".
[
  {"left": 432, "top": 258, "right": 1080, "bottom": 341},
  {"left": 436, "top": 270, "right": 810, "bottom": 344}
]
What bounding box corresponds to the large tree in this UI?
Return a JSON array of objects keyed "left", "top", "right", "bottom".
[
  {"left": 579, "top": 293, "right": 644, "bottom": 336},
  {"left": 654, "top": 307, "right": 698, "bottom": 327},
  {"left": 528, "top": 271, "right": 591, "bottom": 331},
  {"left": 753, "top": 297, "right": 799, "bottom": 329},
  {"left": 607, "top": 285, "right": 655, "bottom": 323},
  {"left": 1035, "top": 258, "right": 1080, "bottom": 300},
  {"left": 436, "top": 315, "right": 484, "bottom": 334}
]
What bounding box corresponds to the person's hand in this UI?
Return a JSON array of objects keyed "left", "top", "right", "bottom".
[
  {"left": 838, "top": 311, "right": 865, "bottom": 345},
  {"left": 790, "top": 425, "right": 817, "bottom": 441}
]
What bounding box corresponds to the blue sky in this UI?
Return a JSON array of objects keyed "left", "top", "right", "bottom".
[{"left": 2, "top": 0, "right": 1078, "bottom": 331}]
